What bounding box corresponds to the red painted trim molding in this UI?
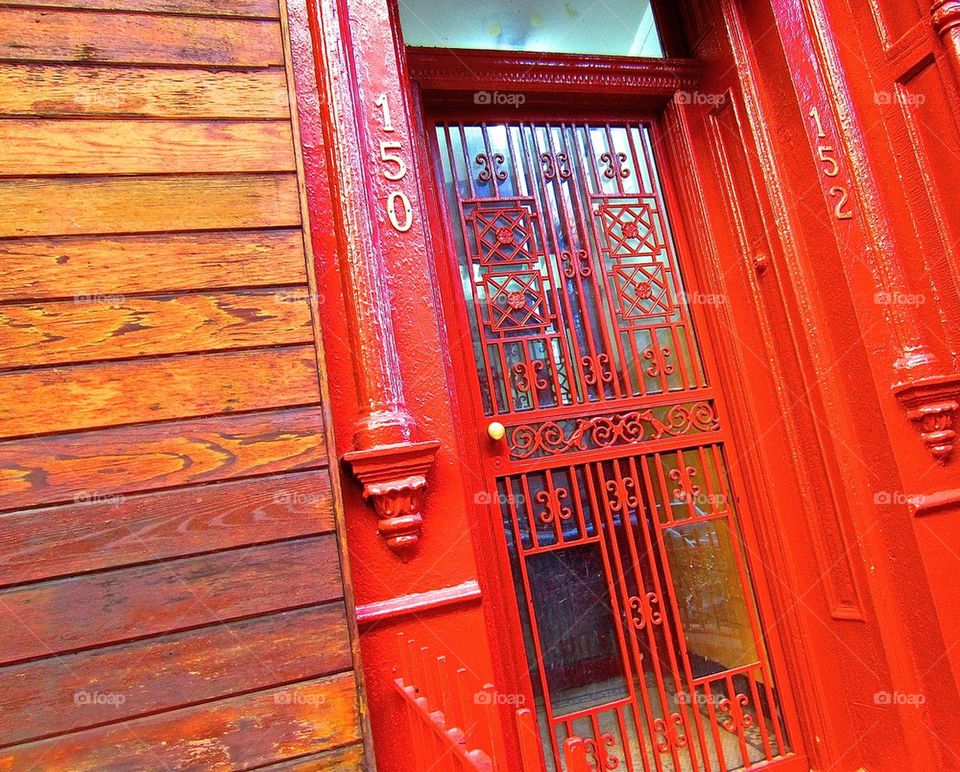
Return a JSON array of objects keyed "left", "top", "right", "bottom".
[
  {"left": 356, "top": 580, "right": 483, "bottom": 625},
  {"left": 911, "top": 488, "right": 960, "bottom": 517},
  {"left": 407, "top": 47, "right": 699, "bottom": 96}
]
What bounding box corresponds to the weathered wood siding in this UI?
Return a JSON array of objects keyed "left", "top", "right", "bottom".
[{"left": 0, "top": 1, "right": 365, "bottom": 768}]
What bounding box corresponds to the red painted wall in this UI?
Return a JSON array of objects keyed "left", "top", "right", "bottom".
[
  {"left": 287, "top": 0, "right": 505, "bottom": 768},
  {"left": 289, "top": 0, "right": 960, "bottom": 768}
]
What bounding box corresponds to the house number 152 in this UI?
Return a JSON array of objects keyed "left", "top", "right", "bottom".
[
  {"left": 808, "top": 106, "right": 853, "bottom": 221},
  {"left": 374, "top": 93, "right": 413, "bottom": 232}
]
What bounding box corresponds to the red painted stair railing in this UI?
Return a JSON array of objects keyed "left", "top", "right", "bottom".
[{"left": 393, "top": 632, "right": 591, "bottom": 771}]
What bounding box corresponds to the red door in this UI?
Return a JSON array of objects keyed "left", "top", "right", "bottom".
[{"left": 428, "top": 116, "right": 807, "bottom": 771}]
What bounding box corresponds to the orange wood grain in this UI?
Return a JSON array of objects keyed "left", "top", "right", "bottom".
[
  {"left": 0, "top": 0, "right": 280, "bottom": 17},
  {"left": 0, "top": 534, "right": 344, "bottom": 663},
  {"left": 0, "top": 0, "right": 363, "bottom": 761},
  {"left": 0, "top": 3, "right": 361, "bottom": 762},
  {"left": 258, "top": 743, "right": 366, "bottom": 770},
  {"left": 0, "top": 120, "right": 296, "bottom": 175},
  {"left": 0, "top": 345, "right": 321, "bottom": 438},
  {"left": 0, "top": 673, "right": 360, "bottom": 769},
  {"left": 0, "top": 603, "right": 351, "bottom": 746},
  {"left": 0, "top": 173, "right": 301, "bottom": 237},
  {"left": 0, "top": 64, "right": 290, "bottom": 118},
  {"left": 0, "top": 406, "right": 328, "bottom": 511},
  {"left": 0, "top": 9, "right": 283, "bottom": 67},
  {"left": 0, "top": 470, "right": 334, "bottom": 586},
  {"left": 0, "top": 288, "right": 315, "bottom": 368},
  {"left": 0, "top": 230, "right": 307, "bottom": 301}
]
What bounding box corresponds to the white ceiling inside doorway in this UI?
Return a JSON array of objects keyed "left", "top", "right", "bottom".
[{"left": 397, "top": 0, "right": 664, "bottom": 58}]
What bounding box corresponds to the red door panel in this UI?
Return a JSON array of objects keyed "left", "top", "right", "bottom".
[{"left": 430, "top": 118, "right": 806, "bottom": 771}]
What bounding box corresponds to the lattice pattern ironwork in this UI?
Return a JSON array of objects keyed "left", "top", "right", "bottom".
[
  {"left": 467, "top": 203, "right": 539, "bottom": 265},
  {"left": 439, "top": 122, "right": 706, "bottom": 417}
]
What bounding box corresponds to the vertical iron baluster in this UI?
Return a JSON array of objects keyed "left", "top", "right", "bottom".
[
  {"left": 560, "top": 122, "right": 626, "bottom": 403},
  {"left": 587, "top": 460, "right": 659, "bottom": 772},
  {"left": 581, "top": 124, "right": 641, "bottom": 399},
  {"left": 702, "top": 679, "right": 728, "bottom": 772},
  {"left": 444, "top": 124, "right": 500, "bottom": 415},
  {"left": 504, "top": 471, "right": 562, "bottom": 766},
  {"left": 747, "top": 667, "right": 775, "bottom": 761}
]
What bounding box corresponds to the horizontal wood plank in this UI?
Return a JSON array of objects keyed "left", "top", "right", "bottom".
[
  {"left": 0, "top": 120, "right": 296, "bottom": 175},
  {"left": 0, "top": 602, "right": 351, "bottom": 745},
  {"left": 0, "top": 64, "right": 290, "bottom": 118},
  {"left": 0, "top": 406, "right": 327, "bottom": 511},
  {"left": 0, "top": 469, "right": 334, "bottom": 586},
  {"left": 0, "top": 345, "right": 320, "bottom": 438},
  {"left": 0, "top": 230, "right": 308, "bottom": 301},
  {"left": 0, "top": 9, "right": 282, "bottom": 67},
  {"left": 0, "top": 288, "right": 315, "bottom": 368},
  {"left": 0, "top": 534, "right": 343, "bottom": 663},
  {"left": 0, "top": 0, "right": 280, "bottom": 18},
  {"left": 259, "top": 743, "right": 366, "bottom": 770},
  {"left": 0, "top": 5, "right": 357, "bottom": 759},
  {"left": 0, "top": 173, "right": 301, "bottom": 238},
  {"left": 0, "top": 673, "right": 359, "bottom": 768}
]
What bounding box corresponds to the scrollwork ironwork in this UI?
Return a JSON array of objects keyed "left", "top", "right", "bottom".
[
  {"left": 541, "top": 151, "right": 572, "bottom": 180},
  {"left": 669, "top": 465, "right": 700, "bottom": 503},
  {"left": 508, "top": 401, "right": 719, "bottom": 460},
  {"left": 512, "top": 360, "right": 548, "bottom": 393},
  {"left": 600, "top": 150, "right": 630, "bottom": 179},
  {"left": 475, "top": 152, "right": 507, "bottom": 183},
  {"left": 653, "top": 713, "right": 687, "bottom": 754},
  {"left": 583, "top": 732, "right": 619, "bottom": 770},
  {"left": 643, "top": 345, "right": 675, "bottom": 378},
  {"left": 628, "top": 591, "right": 663, "bottom": 629},
  {"left": 536, "top": 486, "right": 572, "bottom": 523},
  {"left": 560, "top": 248, "right": 592, "bottom": 278},
  {"left": 718, "top": 693, "right": 754, "bottom": 733},
  {"left": 581, "top": 354, "right": 613, "bottom": 386},
  {"left": 606, "top": 476, "right": 640, "bottom": 513}
]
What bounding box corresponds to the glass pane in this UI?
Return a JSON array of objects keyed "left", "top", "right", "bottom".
[
  {"left": 399, "top": 0, "right": 664, "bottom": 58},
  {"left": 526, "top": 545, "right": 629, "bottom": 713}
]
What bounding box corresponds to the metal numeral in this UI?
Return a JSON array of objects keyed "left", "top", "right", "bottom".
[
  {"left": 373, "top": 95, "right": 414, "bottom": 232},
  {"left": 379, "top": 140, "right": 407, "bottom": 181},
  {"left": 830, "top": 185, "right": 853, "bottom": 219},
  {"left": 374, "top": 92, "right": 394, "bottom": 132},
  {"left": 808, "top": 106, "right": 853, "bottom": 221},
  {"left": 387, "top": 191, "right": 412, "bottom": 232}
]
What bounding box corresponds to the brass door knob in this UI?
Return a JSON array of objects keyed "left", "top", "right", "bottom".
[{"left": 487, "top": 421, "right": 506, "bottom": 441}]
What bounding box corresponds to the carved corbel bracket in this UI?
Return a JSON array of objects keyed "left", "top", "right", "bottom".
[
  {"left": 932, "top": 2, "right": 960, "bottom": 80},
  {"left": 932, "top": 0, "right": 960, "bottom": 36},
  {"left": 344, "top": 440, "right": 441, "bottom": 554},
  {"left": 893, "top": 374, "right": 960, "bottom": 463}
]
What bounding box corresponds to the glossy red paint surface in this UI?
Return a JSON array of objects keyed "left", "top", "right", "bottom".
[
  {"left": 699, "top": 0, "right": 960, "bottom": 765},
  {"left": 287, "top": 0, "right": 960, "bottom": 768},
  {"left": 289, "top": 0, "right": 504, "bottom": 768},
  {"left": 426, "top": 113, "right": 807, "bottom": 769}
]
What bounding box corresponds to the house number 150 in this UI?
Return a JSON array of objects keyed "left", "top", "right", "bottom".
[{"left": 374, "top": 93, "right": 413, "bottom": 232}]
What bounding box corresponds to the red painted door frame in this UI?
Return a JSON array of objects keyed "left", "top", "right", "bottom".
[
  {"left": 413, "top": 67, "right": 811, "bottom": 770},
  {"left": 669, "top": 1, "right": 960, "bottom": 767}
]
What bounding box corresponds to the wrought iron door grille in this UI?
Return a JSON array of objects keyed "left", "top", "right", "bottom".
[{"left": 436, "top": 120, "right": 792, "bottom": 771}]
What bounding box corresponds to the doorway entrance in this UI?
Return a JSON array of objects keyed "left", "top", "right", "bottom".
[{"left": 427, "top": 117, "right": 806, "bottom": 771}]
